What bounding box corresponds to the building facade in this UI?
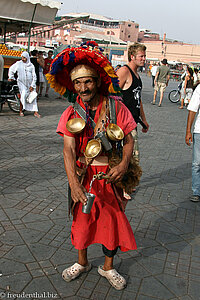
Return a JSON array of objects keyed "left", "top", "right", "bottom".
[
  {"left": 16, "top": 13, "right": 139, "bottom": 48},
  {"left": 14, "top": 13, "right": 200, "bottom": 65}
]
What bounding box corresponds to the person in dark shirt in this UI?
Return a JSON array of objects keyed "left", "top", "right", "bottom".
[
  {"left": 117, "top": 43, "right": 149, "bottom": 164},
  {"left": 43, "top": 50, "right": 53, "bottom": 97},
  {"left": 30, "top": 50, "right": 40, "bottom": 94},
  {"left": 179, "top": 66, "right": 194, "bottom": 109}
]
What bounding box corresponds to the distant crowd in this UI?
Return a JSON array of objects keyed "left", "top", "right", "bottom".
[
  {"left": 30, "top": 49, "right": 53, "bottom": 98},
  {"left": 149, "top": 62, "right": 200, "bottom": 107}
]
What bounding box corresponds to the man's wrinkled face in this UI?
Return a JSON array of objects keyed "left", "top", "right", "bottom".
[
  {"left": 73, "top": 77, "right": 99, "bottom": 102},
  {"left": 131, "top": 50, "right": 146, "bottom": 67}
]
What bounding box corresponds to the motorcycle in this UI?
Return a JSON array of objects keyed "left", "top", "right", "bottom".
[{"left": 0, "top": 80, "right": 20, "bottom": 113}]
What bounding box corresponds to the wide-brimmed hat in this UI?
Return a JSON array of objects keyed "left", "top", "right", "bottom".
[
  {"left": 46, "top": 41, "right": 121, "bottom": 101},
  {"left": 161, "top": 58, "right": 168, "bottom": 64}
]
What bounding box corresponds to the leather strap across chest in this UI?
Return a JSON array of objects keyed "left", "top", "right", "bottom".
[
  {"left": 74, "top": 101, "right": 96, "bottom": 129},
  {"left": 73, "top": 97, "right": 117, "bottom": 131}
]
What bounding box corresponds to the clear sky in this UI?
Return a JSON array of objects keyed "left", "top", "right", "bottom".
[{"left": 58, "top": 0, "right": 200, "bottom": 44}]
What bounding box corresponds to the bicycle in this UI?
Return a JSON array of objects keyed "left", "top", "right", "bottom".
[{"left": 168, "top": 82, "right": 182, "bottom": 103}]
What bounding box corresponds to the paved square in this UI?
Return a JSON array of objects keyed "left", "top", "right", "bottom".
[{"left": 0, "top": 75, "right": 199, "bottom": 299}]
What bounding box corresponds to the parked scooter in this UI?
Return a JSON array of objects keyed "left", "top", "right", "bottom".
[{"left": 0, "top": 80, "right": 20, "bottom": 113}]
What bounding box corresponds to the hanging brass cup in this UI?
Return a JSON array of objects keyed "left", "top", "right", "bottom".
[
  {"left": 84, "top": 139, "right": 102, "bottom": 159},
  {"left": 66, "top": 118, "right": 86, "bottom": 134},
  {"left": 106, "top": 123, "right": 124, "bottom": 141}
]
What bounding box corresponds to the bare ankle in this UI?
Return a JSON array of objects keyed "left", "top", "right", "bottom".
[
  {"left": 103, "top": 265, "right": 113, "bottom": 271},
  {"left": 78, "top": 261, "right": 88, "bottom": 267}
]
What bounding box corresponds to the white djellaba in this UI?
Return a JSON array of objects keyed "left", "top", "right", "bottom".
[{"left": 8, "top": 51, "right": 38, "bottom": 112}]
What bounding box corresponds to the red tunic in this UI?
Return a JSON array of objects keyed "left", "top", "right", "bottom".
[{"left": 57, "top": 96, "right": 137, "bottom": 252}]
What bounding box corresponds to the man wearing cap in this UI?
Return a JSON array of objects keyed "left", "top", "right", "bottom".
[
  {"left": 47, "top": 42, "right": 138, "bottom": 290},
  {"left": 152, "top": 58, "right": 170, "bottom": 107}
]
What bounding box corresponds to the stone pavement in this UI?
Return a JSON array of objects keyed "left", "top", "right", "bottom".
[{"left": 0, "top": 75, "right": 200, "bottom": 300}]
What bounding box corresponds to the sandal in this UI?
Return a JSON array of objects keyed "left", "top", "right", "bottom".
[
  {"left": 19, "top": 112, "right": 24, "bottom": 117},
  {"left": 62, "top": 262, "right": 92, "bottom": 282},
  {"left": 98, "top": 265, "right": 126, "bottom": 290},
  {"left": 34, "top": 113, "right": 41, "bottom": 118}
]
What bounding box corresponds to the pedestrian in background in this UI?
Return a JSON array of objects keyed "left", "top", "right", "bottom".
[
  {"left": 117, "top": 42, "right": 149, "bottom": 165},
  {"left": 185, "top": 84, "right": 200, "bottom": 202},
  {"left": 193, "top": 68, "right": 200, "bottom": 90},
  {"left": 179, "top": 66, "right": 194, "bottom": 109},
  {"left": 37, "top": 51, "right": 45, "bottom": 97},
  {"left": 151, "top": 63, "right": 158, "bottom": 87},
  {"left": 30, "top": 50, "right": 40, "bottom": 94},
  {"left": 43, "top": 50, "right": 53, "bottom": 97},
  {"left": 117, "top": 42, "right": 149, "bottom": 199},
  {"left": 179, "top": 66, "right": 187, "bottom": 107},
  {"left": 152, "top": 58, "right": 170, "bottom": 107}
]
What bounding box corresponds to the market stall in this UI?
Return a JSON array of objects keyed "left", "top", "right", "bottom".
[
  {"left": 0, "top": 44, "right": 22, "bottom": 68},
  {"left": 0, "top": 0, "right": 61, "bottom": 77}
]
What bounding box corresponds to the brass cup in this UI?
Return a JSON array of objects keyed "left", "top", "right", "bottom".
[
  {"left": 66, "top": 118, "right": 86, "bottom": 134},
  {"left": 84, "top": 139, "right": 102, "bottom": 159},
  {"left": 106, "top": 123, "right": 124, "bottom": 141}
]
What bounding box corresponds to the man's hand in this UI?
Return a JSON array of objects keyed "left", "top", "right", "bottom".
[
  {"left": 29, "top": 86, "right": 34, "bottom": 92},
  {"left": 185, "top": 131, "right": 193, "bottom": 146},
  {"left": 63, "top": 135, "right": 88, "bottom": 205},
  {"left": 140, "top": 101, "right": 149, "bottom": 133},
  {"left": 142, "top": 120, "right": 149, "bottom": 133},
  {"left": 70, "top": 181, "right": 87, "bottom": 205},
  {"left": 106, "top": 162, "right": 128, "bottom": 184},
  {"left": 185, "top": 111, "right": 196, "bottom": 146}
]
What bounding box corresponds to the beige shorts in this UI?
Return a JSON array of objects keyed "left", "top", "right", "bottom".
[
  {"left": 154, "top": 82, "right": 167, "bottom": 93},
  {"left": 184, "top": 88, "right": 193, "bottom": 103}
]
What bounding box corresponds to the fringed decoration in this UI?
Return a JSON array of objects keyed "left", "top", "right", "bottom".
[
  {"left": 45, "top": 73, "right": 66, "bottom": 95},
  {"left": 50, "top": 55, "right": 64, "bottom": 75}
]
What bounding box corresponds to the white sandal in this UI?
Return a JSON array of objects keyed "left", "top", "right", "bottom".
[
  {"left": 62, "top": 262, "right": 92, "bottom": 282},
  {"left": 98, "top": 265, "right": 126, "bottom": 290}
]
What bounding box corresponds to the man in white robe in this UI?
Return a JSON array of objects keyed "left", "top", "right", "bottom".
[{"left": 8, "top": 52, "right": 41, "bottom": 117}]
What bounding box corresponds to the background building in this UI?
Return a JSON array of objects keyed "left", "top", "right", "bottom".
[
  {"left": 9, "top": 12, "right": 200, "bottom": 66},
  {"left": 15, "top": 13, "right": 139, "bottom": 48}
]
